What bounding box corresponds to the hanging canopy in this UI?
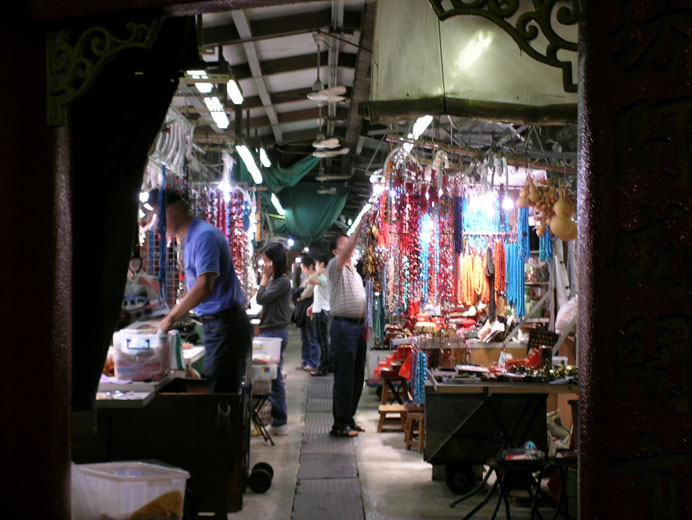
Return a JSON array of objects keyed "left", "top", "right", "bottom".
[
  {"left": 277, "top": 182, "right": 349, "bottom": 244},
  {"left": 237, "top": 154, "right": 349, "bottom": 244},
  {"left": 236, "top": 153, "right": 319, "bottom": 193}
]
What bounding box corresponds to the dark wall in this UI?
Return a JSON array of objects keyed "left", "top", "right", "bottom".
[{"left": 579, "top": 1, "right": 692, "bottom": 517}]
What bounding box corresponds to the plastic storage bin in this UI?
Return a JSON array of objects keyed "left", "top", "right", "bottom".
[
  {"left": 75, "top": 461, "right": 190, "bottom": 520},
  {"left": 252, "top": 363, "right": 278, "bottom": 380},
  {"left": 252, "top": 337, "right": 282, "bottom": 364},
  {"left": 113, "top": 329, "right": 171, "bottom": 381}
]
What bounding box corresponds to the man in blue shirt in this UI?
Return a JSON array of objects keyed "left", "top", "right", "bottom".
[{"left": 153, "top": 189, "right": 251, "bottom": 392}]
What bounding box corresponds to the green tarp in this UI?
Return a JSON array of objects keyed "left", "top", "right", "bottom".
[
  {"left": 236, "top": 153, "right": 349, "bottom": 243},
  {"left": 236, "top": 153, "right": 319, "bottom": 193},
  {"left": 278, "top": 182, "right": 349, "bottom": 244}
]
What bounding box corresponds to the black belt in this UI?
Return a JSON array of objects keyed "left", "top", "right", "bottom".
[
  {"left": 199, "top": 305, "right": 243, "bottom": 323},
  {"left": 332, "top": 315, "right": 364, "bottom": 324}
]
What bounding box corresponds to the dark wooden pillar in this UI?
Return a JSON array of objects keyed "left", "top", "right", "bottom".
[
  {"left": 579, "top": 1, "right": 692, "bottom": 517},
  {"left": 0, "top": 10, "right": 72, "bottom": 520}
]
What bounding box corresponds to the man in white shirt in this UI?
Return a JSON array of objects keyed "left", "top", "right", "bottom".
[{"left": 307, "top": 252, "right": 331, "bottom": 376}]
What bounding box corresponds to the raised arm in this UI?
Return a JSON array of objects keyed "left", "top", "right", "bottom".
[{"left": 337, "top": 217, "right": 367, "bottom": 270}]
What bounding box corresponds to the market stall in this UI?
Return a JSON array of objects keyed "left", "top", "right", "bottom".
[
  {"left": 357, "top": 137, "right": 579, "bottom": 494},
  {"left": 72, "top": 109, "right": 271, "bottom": 516}
]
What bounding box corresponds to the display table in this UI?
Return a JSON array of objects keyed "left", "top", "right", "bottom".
[
  {"left": 424, "top": 378, "right": 577, "bottom": 494},
  {"left": 74, "top": 361, "right": 252, "bottom": 516}
]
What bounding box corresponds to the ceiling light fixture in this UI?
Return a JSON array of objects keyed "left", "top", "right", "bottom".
[
  {"left": 259, "top": 148, "right": 271, "bottom": 168},
  {"left": 188, "top": 70, "right": 213, "bottom": 94},
  {"left": 236, "top": 145, "right": 263, "bottom": 184},
  {"left": 227, "top": 79, "right": 244, "bottom": 105},
  {"left": 271, "top": 193, "right": 285, "bottom": 216},
  {"left": 287, "top": 238, "right": 295, "bottom": 248},
  {"left": 139, "top": 191, "right": 149, "bottom": 203},
  {"left": 203, "top": 96, "right": 229, "bottom": 129}
]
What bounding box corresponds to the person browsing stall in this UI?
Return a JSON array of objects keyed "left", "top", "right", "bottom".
[
  {"left": 306, "top": 252, "right": 331, "bottom": 376},
  {"left": 256, "top": 242, "right": 292, "bottom": 436},
  {"left": 327, "top": 217, "right": 369, "bottom": 437},
  {"left": 152, "top": 188, "right": 252, "bottom": 393}
]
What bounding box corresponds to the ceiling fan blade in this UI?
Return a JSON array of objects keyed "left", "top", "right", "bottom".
[
  {"left": 307, "top": 91, "right": 329, "bottom": 102},
  {"left": 332, "top": 147, "right": 350, "bottom": 155},
  {"left": 313, "top": 150, "right": 332, "bottom": 158},
  {"left": 323, "top": 85, "right": 347, "bottom": 96},
  {"left": 324, "top": 95, "right": 346, "bottom": 103},
  {"left": 312, "top": 137, "right": 341, "bottom": 149}
]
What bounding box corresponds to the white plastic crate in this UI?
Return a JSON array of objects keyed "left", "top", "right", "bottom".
[
  {"left": 252, "top": 363, "right": 278, "bottom": 380},
  {"left": 113, "top": 330, "right": 171, "bottom": 381},
  {"left": 252, "top": 337, "right": 282, "bottom": 364},
  {"left": 74, "top": 461, "right": 189, "bottom": 520}
]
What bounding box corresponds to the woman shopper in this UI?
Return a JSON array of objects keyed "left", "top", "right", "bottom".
[{"left": 256, "top": 242, "right": 291, "bottom": 436}]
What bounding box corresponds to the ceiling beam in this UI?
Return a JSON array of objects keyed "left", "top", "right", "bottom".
[
  {"left": 234, "top": 106, "right": 349, "bottom": 131},
  {"left": 232, "top": 51, "right": 356, "bottom": 80},
  {"left": 175, "top": 86, "right": 354, "bottom": 111},
  {"left": 202, "top": 9, "right": 362, "bottom": 47},
  {"left": 340, "top": 1, "right": 374, "bottom": 180},
  {"left": 231, "top": 10, "right": 282, "bottom": 143},
  {"left": 282, "top": 127, "right": 346, "bottom": 144}
]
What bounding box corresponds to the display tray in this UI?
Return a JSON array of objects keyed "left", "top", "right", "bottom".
[
  {"left": 98, "top": 373, "right": 174, "bottom": 393},
  {"left": 428, "top": 379, "right": 578, "bottom": 394},
  {"left": 94, "top": 390, "right": 155, "bottom": 408}
]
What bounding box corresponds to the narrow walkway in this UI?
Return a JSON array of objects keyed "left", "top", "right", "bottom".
[{"left": 292, "top": 375, "right": 365, "bottom": 520}]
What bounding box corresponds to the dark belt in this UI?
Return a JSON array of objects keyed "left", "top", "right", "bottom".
[
  {"left": 332, "top": 315, "right": 364, "bottom": 324},
  {"left": 199, "top": 305, "right": 243, "bottom": 323}
]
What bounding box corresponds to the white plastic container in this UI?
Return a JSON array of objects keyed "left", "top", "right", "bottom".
[
  {"left": 252, "top": 363, "right": 278, "bottom": 380},
  {"left": 75, "top": 461, "right": 190, "bottom": 520},
  {"left": 113, "top": 329, "right": 171, "bottom": 381},
  {"left": 252, "top": 337, "right": 282, "bottom": 364}
]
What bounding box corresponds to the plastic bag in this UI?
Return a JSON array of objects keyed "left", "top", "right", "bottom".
[{"left": 555, "top": 296, "right": 578, "bottom": 334}]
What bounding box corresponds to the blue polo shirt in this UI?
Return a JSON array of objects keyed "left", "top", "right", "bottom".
[{"left": 184, "top": 217, "right": 247, "bottom": 316}]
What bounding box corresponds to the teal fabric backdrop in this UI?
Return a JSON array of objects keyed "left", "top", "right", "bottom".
[
  {"left": 236, "top": 153, "right": 319, "bottom": 192},
  {"left": 236, "top": 153, "right": 348, "bottom": 243},
  {"left": 278, "top": 182, "right": 349, "bottom": 243}
]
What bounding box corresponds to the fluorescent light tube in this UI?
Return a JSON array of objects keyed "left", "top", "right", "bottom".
[
  {"left": 204, "top": 96, "right": 224, "bottom": 112},
  {"left": 204, "top": 97, "right": 229, "bottom": 129},
  {"left": 236, "top": 145, "right": 263, "bottom": 184},
  {"left": 271, "top": 193, "right": 285, "bottom": 216},
  {"left": 195, "top": 82, "right": 213, "bottom": 94},
  {"left": 259, "top": 148, "right": 271, "bottom": 168},
  {"left": 227, "top": 79, "right": 244, "bottom": 105},
  {"left": 210, "top": 111, "right": 229, "bottom": 129}
]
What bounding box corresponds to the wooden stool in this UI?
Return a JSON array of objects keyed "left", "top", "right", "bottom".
[
  {"left": 380, "top": 373, "right": 411, "bottom": 405},
  {"left": 404, "top": 411, "right": 425, "bottom": 453},
  {"left": 377, "top": 404, "right": 407, "bottom": 432}
]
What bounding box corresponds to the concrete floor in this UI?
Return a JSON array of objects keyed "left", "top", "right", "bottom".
[{"left": 224, "top": 329, "right": 563, "bottom": 520}]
